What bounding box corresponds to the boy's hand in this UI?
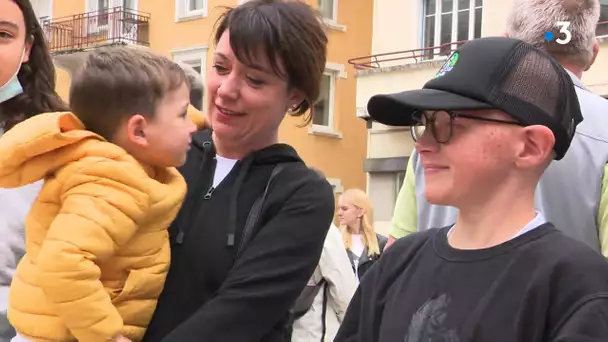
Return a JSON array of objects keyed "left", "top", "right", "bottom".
[{"left": 111, "top": 334, "right": 132, "bottom": 342}]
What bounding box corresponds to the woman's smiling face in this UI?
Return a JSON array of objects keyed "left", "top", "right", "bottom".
[{"left": 206, "top": 30, "right": 303, "bottom": 154}]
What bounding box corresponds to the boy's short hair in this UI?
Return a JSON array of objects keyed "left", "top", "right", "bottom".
[{"left": 69, "top": 47, "right": 188, "bottom": 140}]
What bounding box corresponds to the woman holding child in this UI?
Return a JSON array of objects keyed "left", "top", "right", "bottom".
[{"left": 143, "top": 1, "right": 336, "bottom": 341}]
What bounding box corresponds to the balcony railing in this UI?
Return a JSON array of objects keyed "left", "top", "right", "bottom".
[
  {"left": 350, "top": 20, "right": 608, "bottom": 70},
  {"left": 348, "top": 40, "right": 468, "bottom": 70},
  {"left": 42, "top": 7, "right": 150, "bottom": 54},
  {"left": 597, "top": 20, "right": 608, "bottom": 37}
]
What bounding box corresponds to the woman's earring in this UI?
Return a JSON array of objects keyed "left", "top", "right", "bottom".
[{"left": 287, "top": 104, "right": 299, "bottom": 114}]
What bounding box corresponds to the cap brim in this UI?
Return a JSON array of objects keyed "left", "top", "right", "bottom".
[{"left": 367, "top": 89, "right": 493, "bottom": 126}]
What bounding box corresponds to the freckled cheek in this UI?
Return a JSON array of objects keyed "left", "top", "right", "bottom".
[
  {"left": 487, "top": 130, "right": 514, "bottom": 159},
  {"left": 447, "top": 140, "right": 493, "bottom": 175},
  {"left": 472, "top": 141, "right": 513, "bottom": 177}
]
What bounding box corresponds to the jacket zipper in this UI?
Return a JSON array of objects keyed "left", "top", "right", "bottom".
[
  {"left": 175, "top": 141, "right": 216, "bottom": 244},
  {"left": 204, "top": 186, "right": 215, "bottom": 199}
]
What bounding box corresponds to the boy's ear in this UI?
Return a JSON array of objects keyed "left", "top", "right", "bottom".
[
  {"left": 515, "top": 125, "right": 555, "bottom": 168},
  {"left": 126, "top": 114, "right": 149, "bottom": 147}
]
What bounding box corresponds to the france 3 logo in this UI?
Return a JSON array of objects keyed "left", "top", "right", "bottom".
[{"left": 544, "top": 21, "right": 572, "bottom": 45}]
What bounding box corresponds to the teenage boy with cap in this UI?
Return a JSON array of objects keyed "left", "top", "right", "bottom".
[{"left": 335, "top": 37, "right": 608, "bottom": 342}]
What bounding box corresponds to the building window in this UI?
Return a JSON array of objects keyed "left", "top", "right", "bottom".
[
  {"left": 172, "top": 46, "right": 208, "bottom": 107},
  {"left": 175, "top": 0, "right": 206, "bottom": 21},
  {"left": 85, "top": 0, "right": 109, "bottom": 34},
  {"left": 318, "top": 0, "right": 337, "bottom": 22},
  {"left": 122, "top": 0, "right": 136, "bottom": 9},
  {"left": 598, "top": 0, "right": 608, "bottom": 36},
  {"left": 423, "top": 0, "right": 483, "bottom": 60},
  {"left": 97, "top": 0, "right": 109, "bottom": 26},
  {"left": 30, "top": 0, "right": 54, "bottom": 29},
  {"left": 189, "top": 0, "right": 204, "bottom": 10},
  {"left": 313, "top": 73, "right": 335, "bottom": 128},
  {"left": 95, "top": 0, "right": 110, "bottom": 27},
  {"left": 85, "top": 0, "right": 139, "bottom": 36},
  {"left": 368, "top": 172, "right": 404, "bottom": 222},
  {"left": 327, "top": 178, "right": 344, "bottom": 194},
  {"left": 310, "top": 62, "right": 346, "bottom": 137}
]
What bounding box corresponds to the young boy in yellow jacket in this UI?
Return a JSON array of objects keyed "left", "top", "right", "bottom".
[{"left": 0, "top": 47, "right": 203, "bottom": 342}]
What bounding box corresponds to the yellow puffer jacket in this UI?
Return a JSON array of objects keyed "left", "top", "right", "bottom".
[{"left": 0, "top": 112, "right": 188, "bottom": 342}]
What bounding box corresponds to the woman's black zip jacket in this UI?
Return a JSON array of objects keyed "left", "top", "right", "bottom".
[
  {"left": 142, "top": 129, "right": 336, "bottom": 342},
  {"left": 347, "top": 233, "right": 388, "bottom": 280}
]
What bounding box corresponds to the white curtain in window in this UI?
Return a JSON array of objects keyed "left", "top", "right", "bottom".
[
  {"left": 318, "top": 0, "right": 334, "bottom": 19},
  {"left": 190, "top": 0, "right": 204, "bottom": 11}
]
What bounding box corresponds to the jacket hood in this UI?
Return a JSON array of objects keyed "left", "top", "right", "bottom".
[
  {"left": 0, "top": 112, "right": 110, "bottom": 188},
  {"left": 249, "top": 143, "right": 302, "bottom": 165},
  {"left": 192, "top": 129, "right": 303, "bottom": 165}
]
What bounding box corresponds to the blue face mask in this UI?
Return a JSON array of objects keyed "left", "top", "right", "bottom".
[
  {"left": 0, "top": 74, "right": 24, "bottom": 104},
  {"left": 0, "top": 48, "right": 26, "bottom": 104}
]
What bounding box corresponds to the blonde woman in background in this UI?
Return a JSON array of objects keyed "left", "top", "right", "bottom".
[{"left": 338, "top": 189, "right": 387, "bottom": 280}]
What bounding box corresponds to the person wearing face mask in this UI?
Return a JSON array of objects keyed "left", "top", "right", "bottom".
[{"left": 0, "top": 1, "right": 70, "bottom": 341}]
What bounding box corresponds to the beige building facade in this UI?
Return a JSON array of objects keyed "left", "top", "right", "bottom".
[{"left": 351, "top": 0, "right": 608, "bottom": 235}]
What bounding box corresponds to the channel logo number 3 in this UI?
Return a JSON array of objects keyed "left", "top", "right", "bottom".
[{"left": 555, "top": 21, "right": 572, "bottom": 44}]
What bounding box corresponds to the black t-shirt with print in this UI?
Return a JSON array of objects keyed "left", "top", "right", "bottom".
[{"left": 335, "top": 223, "right": 608, "bottom": 342}]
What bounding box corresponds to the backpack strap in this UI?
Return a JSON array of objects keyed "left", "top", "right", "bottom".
[
  {"left": 292, "top": 278, "right": 327, "bottom": 320},
  {"left": 320, "top": 281, "right": 329, "bottom": 341},
  {"left": 236, "top": 163, "right": 285, "bottom": 257}
]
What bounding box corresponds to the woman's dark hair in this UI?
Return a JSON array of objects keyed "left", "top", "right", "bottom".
[
  {"left": 214, "top": 0, "right": 328, "bottom": 124},
  {"left": 1, "top": 0, "right": 70, "bottom": 131}
]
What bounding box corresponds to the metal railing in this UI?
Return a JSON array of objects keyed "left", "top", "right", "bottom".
[
  {"left": 348, "top": 40, "right": 468, "bottom": 70},
  {"left": 596, "top": 20, "right": 608, "bottom": 38},
  {"left": 349, "top": 20, "right": 608, "bottom": 70},
  {"left": 42, "top": 7, "right": 150, "bottom": 54}
]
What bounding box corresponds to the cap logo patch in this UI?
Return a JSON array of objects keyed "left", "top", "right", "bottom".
[{"left": 434, "top": 52, "right": 459, "bottom": 79}]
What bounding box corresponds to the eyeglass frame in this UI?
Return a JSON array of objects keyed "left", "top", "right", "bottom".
[{"left": 410, "top": 110, "right": 525, "bottom": 144}]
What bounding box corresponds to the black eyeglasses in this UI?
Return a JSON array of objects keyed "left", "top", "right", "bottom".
[{"left": 411, "top": 110, "right": 524, "bottom": 143}]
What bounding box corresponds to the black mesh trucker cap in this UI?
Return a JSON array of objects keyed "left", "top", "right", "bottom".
[{"left": 367, "top": 37, "right": 583, "bottom": 160}]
